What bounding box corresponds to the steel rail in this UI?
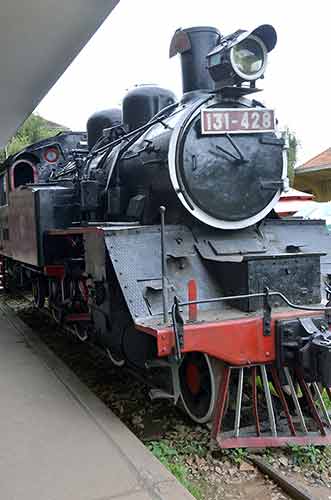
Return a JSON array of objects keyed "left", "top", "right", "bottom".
[{"left": 249, "top": 456, "right": 316, "bottom": 500}]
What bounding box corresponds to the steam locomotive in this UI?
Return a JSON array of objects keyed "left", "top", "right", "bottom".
[{"left": 1, "top": 24, "right": 331, "bottom": 448}]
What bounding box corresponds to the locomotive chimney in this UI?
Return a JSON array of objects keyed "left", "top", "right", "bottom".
[{"left": 169, "top": 26, "right": 221, "bottom": 94}]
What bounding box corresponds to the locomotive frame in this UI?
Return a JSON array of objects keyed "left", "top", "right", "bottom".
[{"left": 1, "top": 24, "right": 331, "bottom": 449}]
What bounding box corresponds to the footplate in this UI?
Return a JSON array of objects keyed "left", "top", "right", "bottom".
[{"left": 211, "top": 363, "right": 331, "bottom": 448}]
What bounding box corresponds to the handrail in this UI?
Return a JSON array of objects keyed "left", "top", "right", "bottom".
[{"left": 170, "top": 287, "right": 331, "bottom": 361}]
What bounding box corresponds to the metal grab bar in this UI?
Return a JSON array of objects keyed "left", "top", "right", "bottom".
[
  {"left": 170, "top": 287, "right": 331, "bottom": 361},
  {"left": 174, "top": 289, "right": 331, "bottom": 312}
]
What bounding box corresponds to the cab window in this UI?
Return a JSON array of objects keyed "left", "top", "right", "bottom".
[{"left": 11, "top": 159, "right": 37, "bottom": 189}]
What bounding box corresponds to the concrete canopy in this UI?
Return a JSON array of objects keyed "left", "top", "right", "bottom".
[{"left": 0, "top": 0, "right": 119, "bottom": 148}]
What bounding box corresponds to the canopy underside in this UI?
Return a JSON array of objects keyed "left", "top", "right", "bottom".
[{"left": 0, "top": 0, "right": 119, "bottom": 147}]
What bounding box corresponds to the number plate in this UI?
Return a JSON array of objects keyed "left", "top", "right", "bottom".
[{"left": 201, "top": 108, "right": 275, "bottom": 134}]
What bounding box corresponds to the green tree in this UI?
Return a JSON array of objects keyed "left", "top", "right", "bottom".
[
  {"left": 0, "top": 114, "right": 63, "bottom": 161},
  {"left": 286, "top": 127, "right": 300, "bottom": 186}
]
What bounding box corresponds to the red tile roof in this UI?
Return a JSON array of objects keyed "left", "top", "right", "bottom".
[
  {"left": 296, "top": 147, "right": 331, "bottom": 172},
  {"left": 275, "top": 188, "right": 314, "bottom": 216},
  {"left": 279, "top": 188, "right": 314, "bottom": 200}
]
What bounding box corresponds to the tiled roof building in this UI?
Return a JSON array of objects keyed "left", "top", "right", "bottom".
[
  {"left": 275, "top": 188, "right": 314, "bottom": 216},
  {"left": 294, "top": 148, "right": 331, "bottom": 201}
]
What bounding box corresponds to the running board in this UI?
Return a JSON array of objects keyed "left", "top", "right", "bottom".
[{"left": 211, "top": 363, "right": 331, "bottom": 448}]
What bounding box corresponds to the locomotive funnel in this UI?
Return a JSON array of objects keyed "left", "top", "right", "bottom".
[{"left": 170, "top": 26, "right": 221, "bottom": 93}]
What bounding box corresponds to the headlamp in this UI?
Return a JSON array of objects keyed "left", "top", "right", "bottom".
[
  {"left": 230, "top": 35, "right": 267, "bottom": 80},
  {"left": 207, "top": 24, "right": 277, "bottom": 88}
]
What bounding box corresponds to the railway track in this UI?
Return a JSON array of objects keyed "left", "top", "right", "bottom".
[
  {"left": 249, "top": 456, "right": 317, "bottom": 500},
  {"left": 3, "top": 292, "right": 331, "bottom": 500}
]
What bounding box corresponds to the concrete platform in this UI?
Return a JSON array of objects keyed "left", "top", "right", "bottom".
[{"left": 0, "top": 303, "right": 193, "bottom": 500}]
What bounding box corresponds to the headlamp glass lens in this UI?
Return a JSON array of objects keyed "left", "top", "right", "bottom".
[{"left": 231, "top": 37, "right": 265, "bottom": 77}]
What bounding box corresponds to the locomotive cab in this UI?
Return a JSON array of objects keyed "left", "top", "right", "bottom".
[{"left": 0, "top": 131, "right": 87, "bottom": 263}]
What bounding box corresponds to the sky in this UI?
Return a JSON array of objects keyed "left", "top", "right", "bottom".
[{"left": 36, "top": 0, "right": 331, "bottom": 165}]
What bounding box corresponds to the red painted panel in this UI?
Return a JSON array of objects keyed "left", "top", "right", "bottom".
[
  {"left": 217, "top": 434, "right": 331, "bottom": 449},
  {"left": 182, "top": 318, "right": 272, "bottom": 364},
  {"left": 188, "top": 279, "right": 197, "bottom": 321},
  {"left": 44, "top": 265, "right": 65, "bottom": 279},
  {"left": 137, "top": 310, "right": 323, "bottom": 365},
  {"left": 65, "top": 313, "right": 90, "bottom": 322}
]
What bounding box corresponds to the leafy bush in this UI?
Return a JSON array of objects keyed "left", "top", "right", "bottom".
[
  {"left": 288, "top": 444, "right": 322, "bottom": 466},
  {"left": 0, "top": 114, "right": 64, "bottom": 160}
]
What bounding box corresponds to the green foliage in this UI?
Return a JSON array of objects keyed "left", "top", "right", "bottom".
[
  {"left": 285, "top": 127, "right": 300, "bottom": 186},
  {"left": 322, "top": 389, "right": 331, "bottom": 410},
  {"left": 225, "top": 447, "right": 248, "bottom": 465},
  {"left": 0, "top": 114, "right": 63, "bottom": 161},
  {"left": 261, "top": 447, "right": 274, "bottom": 463},
  {"left": 149, "top": 440, "right": 178, "bottom": 464},
  {"left": 178, "top": 439, "right": 207, "bottom": 458},
  {"left": 288, "top": 444, "right": 322, "bottom": 467},
  {"left": 148, "top": 440, "right": 203, "bottom": 499}
]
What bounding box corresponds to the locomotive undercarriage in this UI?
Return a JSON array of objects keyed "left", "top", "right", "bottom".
[{"left": 3, "top": 217, "right": 331, "bottom": 448}]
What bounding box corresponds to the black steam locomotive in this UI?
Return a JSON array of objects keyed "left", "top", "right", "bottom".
[{"left": 1, "top": 25, "right": 331, "bottom": 448}]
